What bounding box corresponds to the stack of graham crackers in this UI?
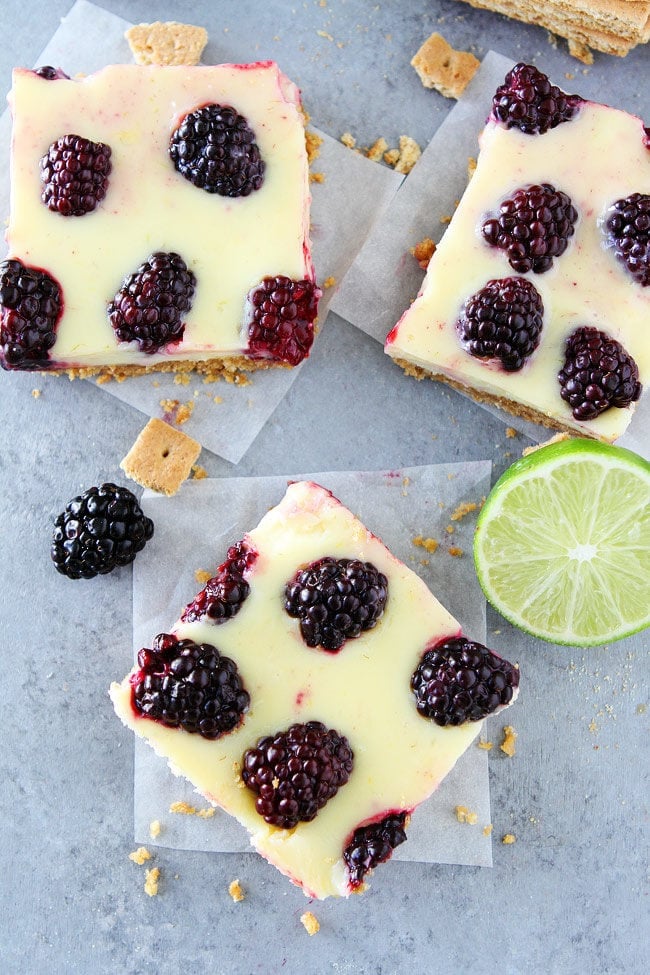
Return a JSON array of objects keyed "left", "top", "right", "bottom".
[{"left": 454, "top": 0, "right": 650, "bottom": 61}]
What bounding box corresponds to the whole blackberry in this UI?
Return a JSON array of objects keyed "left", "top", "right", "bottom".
[
  {"left": 482, "top": 183, "right": 578, "bottom": 273},
  {"left": 132, "top": 633, "right": 250, "bottom": 739},
  {"left": 492, "top": 63, "right": 582, "bottom": 135},
  {"left": 35, "top": 66, "right": 69, "bottom": 80},
  {"left": 344, "top": 812, "right": 408, "bottom": 889},
  {"left": 285, "top": 556, "right": 389, "bottom": 652},
  {"left": 182, "top": 540, "right": 257, "bottom": 623},
  {"left": 558, "top": 326, "right": 642, "bottom": 420},
  {"left": 603, "top": 193, "right": 650, "bottom": 286},
  {"left": 246, "top": 276, "right": 320, "bottom": 366},
  {"left": 411, "top": 636, "right": 520, "bottom": 727},
  {"left": 0, "top": 258, "right": 62, "bottom": 370},
  {"left": 242, "top": 721, "right": 354, "bottom": 829},
  {"left": 456, "top": 277, "right": 544, "bottom": 371},
  {"left": 108, "top": 252, "right": 196, "bottom": 354},
  {"left": 51, "top": 483, "right": 154, "bottom": 580},
  {"left": 40, "top": 134, "right": 112, "bottom": 216},
  {"left": 169, "top": 104, "right": 265, "bottom": 196}
]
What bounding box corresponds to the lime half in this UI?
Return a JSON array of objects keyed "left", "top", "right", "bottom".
[{"left": 474, "top": 438, "right": 650, "bottom": 646}]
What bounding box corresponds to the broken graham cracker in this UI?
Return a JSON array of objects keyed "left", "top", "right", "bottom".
[
  {"left": 411, "top": 32, "right": 480, "bottom": 99},
  {"left": 120, "top": 417, "right": 201, "bottom": 497},
  {"left": 125, "top": 21, "right": 208, "bottom": 66}
]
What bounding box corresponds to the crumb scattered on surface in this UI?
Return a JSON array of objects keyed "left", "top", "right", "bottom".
[
  {"left": 450, "top": 500, "right": 477, "bottom": 522},
  {"left": 505, "top": 427, "right": 517, "bottom": 438},
  {"left": 483, "top": 824, "right": 493, "bottom": 836},
  {"left": 502, "top": 833, "right": 516, "bottom": 845},
  {"left": 500, "top": 725, "right": 517, "bottom": 757},
  {"left": 323, "top": 276, "right": 337, "bottom": 289},
  {"left": 445, "top": 525, "right": 454, "bottom": 534},
  {"left": 455, "top": 805, "right": 478, "bottom": 825},
  {"left": 301, "top": 911, "right": 320, "bottom": 935},
  {"left": 467, "top": 156, "right": 477, "bottom": 179},
  {"left": 394, "top": 135, "right": 421, "bottom": 174},
  {"left": 195, "top": 568, "right": 213, "bottom": 585},
  {"left": 413, "top": 535, "right": 439, "bottom": 553},
  {"left": 229, "top": 879, "right": 245, "bottom": 902},
  {"left": 309, "top": 171, "right": 325, "bottom": 183},
  {"left": 144, "top": 866, "right": 161, "bottom": 896},
  {"left": 340, "top": 131, "right": 357, "bottom": 149},
  {"left": 176, "top": 400, "right": 194, "bottom": 424},
  {"left": 477, "top": 739, "right": 493, "bottom": 750},
  {"left": 411, "top": 32, "right": 480, "bottom": 99},
  {"left": 191, "top": 464, "right": 208, "bottom": 480},
  {"left": 383, "top": 147, "right": 400, "bottom": 166},
  {"left": 305, "top": 130, "right": 323, "bottom": 164},
  {"left": 31, "top": 388, "right": 41, "bottom": 398},
  {"left": 366, "top": 136, "right": 388, "bottom": 161},
  {"left": 129, "top": 847, "right": 152, "bottom": 865},
  {"left": 213, "top": 395, "right": 223, "bottom": 404},
  {"left": 149, "top": 820, "right": 161, "bottom": 839},
  {"left": 410, "top": 237, "right": 436, "bottom": 270},
  {"left": 125, "top": 21, "right": 208, "bottom": 66},
  {"left": 448, "top": 545, "right": 463, "bottom": 557},
  {"left": 173, "top": 372, "right": 190, "bottom": 386},
  {"left": 170, "top": 801, "right": 197, "bottom": 815},
  {"left": 197, "top": 807, "right": 216, "bottom": 819}
]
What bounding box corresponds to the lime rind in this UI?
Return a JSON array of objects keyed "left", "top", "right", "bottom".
[{"left": 474, "top": 438, "right": 650, "bottom": 647}]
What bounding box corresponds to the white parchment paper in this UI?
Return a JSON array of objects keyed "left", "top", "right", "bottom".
[
  {"left": 0, "top": 0, "right": 404, "bottom": 464},
  {"left": 130, "top": 462, "right": 507, "bottom": 869},
  {"left": 330, "top": 51, "right": 650, "bottom": 461}
]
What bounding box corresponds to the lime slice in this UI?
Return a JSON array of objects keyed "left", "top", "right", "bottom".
[{"left": 474, "top": 438, "right": 650, "bottom": 646}]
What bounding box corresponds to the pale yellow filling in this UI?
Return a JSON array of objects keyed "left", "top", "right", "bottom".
[
  {"left": 386, "top": 104, "right": 650, "bottom": 442},
  {"left": 110, "top": 482, "right": 488, "bottom": 899},
  {"left": 7, "top": 63, "right": 311, "bottom": 367}
]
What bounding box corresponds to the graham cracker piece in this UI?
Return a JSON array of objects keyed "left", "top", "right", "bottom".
[
  {"left": 411, "top": 33, "right": 480, "bottom": 99},
  {"left": 120, "top": 417, "right": 201, "bottom": 496},
  {"left": 125, "top": 22, "right": 208, "bottom": 66}
]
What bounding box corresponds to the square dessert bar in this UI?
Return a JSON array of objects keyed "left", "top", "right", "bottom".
[
  {"left": 110, "top": 481, "right": 519, "bottom": 899},
  {"left": 1, "top": 62, "right": 318, "bottom": 376},
  {"left": 386, "top": 63, "right": 649, "bottom": 443}
]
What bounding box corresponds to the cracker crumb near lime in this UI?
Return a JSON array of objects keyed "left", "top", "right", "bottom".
[{"left": 474, "top": 438, "right": 650, "bottom": 647}]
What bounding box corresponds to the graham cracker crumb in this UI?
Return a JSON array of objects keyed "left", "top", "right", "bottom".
[
  {"left": 410, "top": 237, "right": 436, "bottom": 270},
  {"left": 483, "top": 824, "right": 494, "bottom": 836},
  {"left": 505, "top": 427, "right": 517, "bottom": 438},
  {"left": 383, "top": 148, "right": 400, "bottom": 166},
  {"left": 501, "top": 833, "right": 516, "bottom": 845},
  {"left": 366, "top": 136, "right": 388, "bottom": 162},
  {"left": 144, "top": 866, "right": 161, "bottom": 896},
  {"left": 309, "top": 171, "right": 325, "bottom": 183},
  {"left": 455, "top": 805, "right": 478, "bottom": 825},
  {"left": 445, "top": 525, "right": 454, "bottom": 534},
  {"left": 176, "top": 400, "right": 194, "bottom": 424},
  {"left": 448, "top": 545, "right": 463, "bottom": 557},
  {"left": 411, "top": 32, "right": 479, "bottom": 99},
  {"left": 197, "top": 807, "right": 216, "bottom": 819},
  {"left": 173, "top": 372, "right": 190, "bottom": 386},
  {"left": 394, "top": 135, "right": 421, "bottom": 174},
  {"left": 125, "top": 22, "right": 208, "bottom": 66},
  {"left": 413, "top": 535, "right": 439, "bottom": 554},
  {"left": 129, "top": 847, "right": 152, "bottom": 865},
  {"left": 149, "top": 820, "right": 161, "bottom": 839},
  {"left": 301, "top": 911, "right": 320, "bottom": 935},
  {"left": 305, "top": 130, "right": 323, "bottom": 164},
  {"left": 31, "top": 388, "right": 41, "bottom": 398},
  {"left": 191, "top": 464, "right": 208, "bottom": 480},
  {"left": 195, "top": 568, "right": 213, "bottom": 585},
  {"left": 450, "top": 500, "right": 478, "bottom": 522},
  {"left": 323, "top": 276, "right": 337, "bottom": 289},
  {"left": 229, "top": 879, "right": 245, "bottom": 902},
  {"left": 170, "top": 801, "right": 197, "bottom": 815},
  {"left": 340, "top": 132, "right": 357, "bottom": 149},
  {"left": 477, "top": 739, "right": 493, "bottom": 751},
  {"left": 120, "top": 417, "right": 201, "bottom": 496},
  {"left": 500, "top": 725, "right": 517, "bottom": 757},
  {"left": 467, "top": 156, "right": 477, "bottom": 180},
  {"left": 213, "top": 395, "right": 223, "bottom": 404}
]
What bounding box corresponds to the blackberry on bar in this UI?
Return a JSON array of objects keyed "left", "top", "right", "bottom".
[
  {"left": 456, "top": 277, "right": 544, "bottom": 371},
  {"left": 246, "top": 275, "right": 320, "bottom": 366},
  {"left": 344, "top": 812, "right": 408, "bottom": 889},
  {"left": 40, "top": 134, "right": 112, "bottom": 216},
  {"left": 411, "top": 636, "right": 520, "bottom": 726},
  {"left": 604, "top": 193, "right": 650, "bottom": 287},
  {"left": 558, "top": 326, "right": 642, "bottom": 420},
  {"left": 51, "top": 483, "right": 154, "bottom": 580},
  {"left": 492, "top": 63, "right": 582, "bottom": 135},
  {"left": 132, "top": 633, "right": 250, "bottom": 739},
  {"left": 0, "top": 259, "right": 62, "bottom": 370},
  {"left": 182, "top": 540, "right": 257, "bottom": 623},
  {"left": 482, "top": 183, "right": 578, "bottom": 274},
  {"left": 285, "top": 556, "right": 388, "bottom": 651}
]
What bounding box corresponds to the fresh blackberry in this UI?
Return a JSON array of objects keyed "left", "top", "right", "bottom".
[
  {"left": 482, "top": 183, "right": 578, "bottom": 273},
  {"left": 456, "top": 276, "right": 544, "bottom": 371},
  {"left": 603, "top": 193, "right": 650, "bottom": 286},
  {"left": 0, "top": 258, "right": 62, "bottom": 370},
  {"left": 344, "top": 812, "right": 408, "bottom": 889},
  {"left": 242, "top": 721, "right": 354, "bottom": 829},
  {"left": 51, "top": 483, "right": 154, "bottom": 580},
  {"left": 245, "top": 276, "right": 320, "bottom": 366},
  {"left": 40, "top": 134, "right": 112, "bottom": 216},
  {"left": 131, "top": 633, "right": 250, "bottom": 739},
  {"left": 169, "top": 104, "right": 265, "bottom": 196},
  {"left": 285, "top": 556, "right": 388, "bottom": 652},
  {"left": 411, "top": 636, "right": 520, "bottom": 727},
  {"left": 558, "top": 326, "right": 642, "bottom": 420},
  {"left": 108, "top": 252, "right": 196, "bottom": 354},
  {"left": 182, "top": 540, "right": 257, "bottom": 623},
  {"left": 35, "top": 66, "right": 69, "bottom": 80},
  {"left": 492, "top": 63, "right": 582, "bottom": 135}
]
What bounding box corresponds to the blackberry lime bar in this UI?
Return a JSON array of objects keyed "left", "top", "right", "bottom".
[
  {"left": 1, "top": 62, "right": 318, "bottom": 375},
  {"left": 386, "top": 63, "right": 648, "bottom": 442},
  {"left": 110, "top": 481, "right": 519, "bottom": 899}
]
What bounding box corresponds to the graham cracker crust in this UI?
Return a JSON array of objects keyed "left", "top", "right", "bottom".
[{"left": 62, "top": 354, "right": 292, "bottom": 382}]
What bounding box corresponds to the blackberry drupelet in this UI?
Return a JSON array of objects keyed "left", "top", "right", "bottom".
[
  {"left": 182, "top": 540, "right": 257, "bottom": 623},
  {"left": 344, "top": 812, "right": 408, "bottom": 889},
  {"left": 40, "top": 134, "right": 112, "bottom": 216},
  {"left": 456, "top": 276, "right": 544, "bottom": 371},
  {"left": 482, "top": 183, "right": 578, "bottom": 274},
  {"left": 242, "top": 721, "right": 354, "bottom": 829},
  {"left": 132, "top": 633, "right": 250, "bottom": 739},
  {"left": 604, "top": 193, "right": 650, "bottom": 286},
  {"left": 492, "top": 63, "right": 582, "bottom": 135},
  {"left": 35, "top": 66, "right": 69, "bottom": 80},
  {"left": 558, "top": 326, "right": 642, "bottom": 420},
  {"left": 411, "top": 636, "right": 520, "bottom": 727},
  {"left": 169, "top": 104, "right": 265, "bottom": 196},
  {"left": 51, "top": 483, "right": 154, "bottom": 580},
  {"left": 246, "top": 275, "right": 320, "bottom": 366},
  {"left": 108, "top": 252, "right": 196, "bottom": 354},
  {"left": 0, "top": 259, "right": 62, "bottom": 370},
  {"left": 285, "top": 556, "right": 388, "bottom": 651}
]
